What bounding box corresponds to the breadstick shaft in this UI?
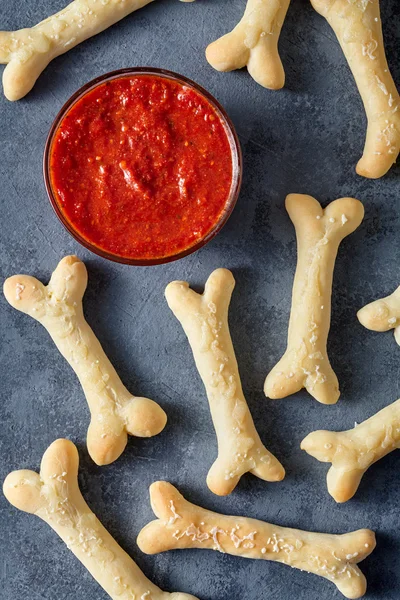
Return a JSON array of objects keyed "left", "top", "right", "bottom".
[
  {"left": 310, "top": 0, "right": 400, "bottom": 178},
  {"left": 0, "top": 0, "right": 155, "bottom": 100},
  {"left": 138, "top": 482, "right": 375, "bottom": 599},
  {"left": 265, "top": 194, "right": 364, "bottom": 404},
  {"left": 206, "top": 0, "right": 291, "bottom": 89},
  {"left": 0, "top": 0, "right": 194, "bottom": 101},
  {"left": 166, "top": 269, "right": 284, "bottom": 495},
  {"left": 3, "top": 256, "right": 166, "bottom": 466},
  {"left": 3, "top": 440, "right": 198, "bottom": 600},
  {"left": 301, "top": 398, "right": 400, "bottom": 502}
]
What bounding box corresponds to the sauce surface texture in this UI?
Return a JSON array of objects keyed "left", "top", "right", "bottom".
[{"left": 49, "top": 74, "right": 234, "bottom": 260}]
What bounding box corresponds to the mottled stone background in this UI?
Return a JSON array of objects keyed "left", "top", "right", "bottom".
[{"left": 0, "top": 1, "right": 399, "bottom": 598}]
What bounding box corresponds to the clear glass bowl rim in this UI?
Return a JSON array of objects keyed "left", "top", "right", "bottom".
[{"left": 43, "top": 67, "right": 243, "bottom": 266}]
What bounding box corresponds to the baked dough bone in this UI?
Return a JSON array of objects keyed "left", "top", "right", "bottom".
[
  {"left": 310, "top": 0, "right": 400, "bottom": 179},
  {"left": 301, "top": 398, "right": 400, "bottom": 502},
  {"left": 264, "top": 194, "right": 364, "bottom": 404},
  {"left": 0, "top": 0, "right": 194, "bottom": 101},
  {"left": 3, "top": 440, "right": 198, "bottom": 600},
  {"left": 206, "top": 0, "right": 291, "bottom": 89},
  {"left": 165, "top": 268, "right": 285, "bottom": 495},
  {"left": 3, "top": 255, "right": 167, "bottom": 466},
  {"left": 357, "top": 285, "right": 400, "bottom": 345},
  {"left": 137, "top": 481, "right": 376, "bottom": 600}
]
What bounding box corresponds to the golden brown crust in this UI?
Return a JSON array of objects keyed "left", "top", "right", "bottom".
[
  {"left": 165, "top": 268, "right": 285, "bottom": 495},
  {"left": 265, "top": 194, "right": 364, "bottom": 404},
  {"left": 138, "top": 481, "right": 375, "bottom": 599},
  {"left": 3, "top": 256, "right": 167, "bottom": 465}
]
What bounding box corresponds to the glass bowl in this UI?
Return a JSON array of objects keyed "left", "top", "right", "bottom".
[{"left": 43, "top": 67, "right": 242, "bottom": 266}]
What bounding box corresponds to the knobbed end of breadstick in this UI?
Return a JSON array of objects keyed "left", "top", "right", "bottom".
[
  {"left": 252, "top": 457, "right": 286, "bottom": 482},
  {"left": 286, "top": 194, "right": 364, "bottom": 239},
  {"left": 3, "top": 439, "right": 79, "bottom": 512},
  {"left": 39, "top": 438, "right": 79, "bottom": 481},
  {"left": 3, "top": 255, "right": 87, "bottom": 316},
  {"left": 205, "top": 466, "right": 239, "bottom": 496},
  {"left": 326, "top": 467, "right": 364, "bottom": 504},
  {"left": 301, "top": 430, "right": 364, "bottom": 503},
  {"left": 3, "top": 470, "right": 43, "bottom": 514},
  {"left": 1, "top": 26, "right": 55, "bottom": 101},
  {"left": 357, "top": 300, "right": 393, "bottom": 332},
  {"left": 357, "top": 288, "right": 400, "bottom": 336},
  {"left": 356, "top": 116, "right": 400, "bottom": 179},
  {"left": 48, "top": 255, "right": 88, "bottom": 302},
  {"left": 166, "top": 268, "right": 234, "bottom": 316},
  {"left": 121, "top": 396, "right": 167, "bottom": 438},
  {"left": 165, "top": 280, "right": 199, "bottom": 315},
  {"left": 137, "top": 481, "right": 187, "bottom": 554},
  {"left": 87, "top": 423, "right": 128, "bottom": 467},
  {"left": 247, "top": 43, "right": 285, "bottom": 90},
  {"left": 3, "top": 274, "right": 45, "bottom": 315},
  {"left": 206, "top": 449, "right": 285, "bottom": 496},
  {"left": 356, "top": 154, "right": 396, "bottom": 180},
  {"left": 335, "top": 530, "right": 376, "bottom": 599},
  {"left": 301, "top": 430, "right": 340, "bottom": 462},
  {"left": 149, "top": 481, "right": 185, "bottom": 520},
  {"left": 324, "top": 197, "right": 365, "bottom": 234},
  {"left": 3, "top": 57, "right": 42, "bottom": 102},
  {"left": 87, "top": 398, "right": 167, "bottom": 466},
  {"left": 264, "top": 362, "right": 340, "bottom": 405},
  {"left": 206, "top": 31, "right": 250, "bottom": 73},
  {"left": 264, "top": 366, "right": 303, "bottom": 400},
  {"left": 206, "top": 31, "right": 285, "bottom": 90}
]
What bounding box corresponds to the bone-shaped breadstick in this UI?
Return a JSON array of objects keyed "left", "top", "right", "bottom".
[
  {"left": 206, "top": 0, "right": 291, "bottom": 90},
  {"left": 138, "top": 481, "right": 375, "bottom": 599},
  {"left": 301, "top": 399, "right": 400, "bottom": 503},
  {"left": 264, "top": 194, "right": 364, "bottom": 405},
  {"left": 310, "top": 0, "right": 400, "bottom": 179},
  {"left": 0, "top": 0, "right": 193, "bottom": 101},
  {"left": 165, "top": 269, "right": 285, "bottom": 495},
  {"left": 357, "top": 285, "right": 400, "bottom": 345},
  {"left": 3, "top": 256, "right": 167, "bottom": 466},
  {"left": 3, "top": 440, "right": 198, "bottom": 600}
]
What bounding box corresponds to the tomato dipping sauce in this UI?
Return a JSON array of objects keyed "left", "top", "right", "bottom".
[{"left": 46, "top": 70, "right": 241, "bottom": 263}]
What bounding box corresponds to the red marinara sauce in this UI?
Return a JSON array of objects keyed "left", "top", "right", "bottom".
[{"left": 48, "top": 73, "right": 238, "bottom": 262}]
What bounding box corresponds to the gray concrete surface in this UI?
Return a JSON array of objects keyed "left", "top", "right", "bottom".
[{"left": 1, "top": 0, "right": 400, "bottom": 598}]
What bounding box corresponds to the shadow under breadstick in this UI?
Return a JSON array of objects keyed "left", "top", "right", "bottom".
[
  {"left": 138, "top": 481, "right": 376, "bottom": 599},
  {"left": 3, "top": 440, "right": 198, "bottom": 600},
  {"left": 3, "top": 255, "right": 167, "bottom": 466},
  {"left": 264, "top": 194, "right": 364, "bottom": 405},
  {"left": 165, "top": 268, "right": 285, "bottom": 496}
]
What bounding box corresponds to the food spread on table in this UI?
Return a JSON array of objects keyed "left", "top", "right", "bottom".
[
  {"left": 1, "top": 0, "right": 398, "bottom": 177},
  {"left": 1, "top": 0, "right": 400, "bottom": 599}
]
